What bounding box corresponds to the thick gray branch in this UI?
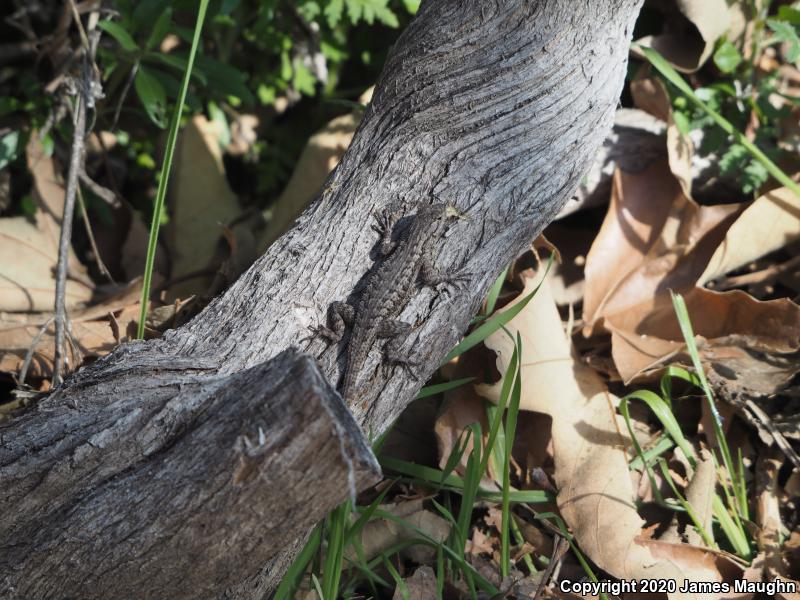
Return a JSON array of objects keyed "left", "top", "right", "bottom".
[{"left": 1, "top": 349, "right": 380, "bottom": 598}]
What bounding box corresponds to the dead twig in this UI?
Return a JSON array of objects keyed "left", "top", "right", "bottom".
[{"left": 52, "top": 6, "right": 102, "bottom": 387}]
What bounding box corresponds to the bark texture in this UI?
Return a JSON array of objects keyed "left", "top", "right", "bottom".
[
  {"left": 2, "top": 350, "right": 380, "bottom": 599},
  {"left": 1, "top": 0, "right": 643, "bottom": 597}
]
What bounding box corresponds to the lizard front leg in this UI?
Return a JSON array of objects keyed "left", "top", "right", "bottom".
[
  {"left": 376, "top": 318, "right": 420, "bottom": 378},
  {"left": 419, "top": 260, "right": 471, "bottom": 292},
  {"left": 371, "top": 207, "right": 404, "bottom": 257}
]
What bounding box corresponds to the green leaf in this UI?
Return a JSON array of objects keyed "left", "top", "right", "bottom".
[
  {"left": 402, "top": 0, "right": 420, "bottom": 14},
  {"left": 134, "top": 67, "right": 168, "bottom": 128},
  {"left": 718, "top": 144, "right": 748, "bottom": 176},
  {"left": 194, "top": 54, "right": 255, "bottom": 105},
  {"left": 713, "top": 40, "right": 742, "bottom": 74},
  {"left": 0, "top": 131, "right": 20, "bottom": 171},
  {"left": 292, "top": 58, "right": 317, "bottom": 96},
  {"left": 778, "top": 7, "right": 800, "bottom": 24},
  {"left": 145, "top": 7, "right": 173, "bottom": 51},
  {"left": 207, "top": 101, "right": 231, "bottom": 147},
  {"left": 767, "top": 19, "right": 800, "bottom": 64},
  {"left": 144, "top": 52, "right": 208, "bottom": 85},
  {"left": 98, "top": 20, "right": 139, "bottom": 53},
  {"left": 324, "top": 0, "right": 345, "bottom": 27}
]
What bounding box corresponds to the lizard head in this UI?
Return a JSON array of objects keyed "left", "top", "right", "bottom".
[{"left": 420, "top": 202, "right": 464, "bottom": 222}]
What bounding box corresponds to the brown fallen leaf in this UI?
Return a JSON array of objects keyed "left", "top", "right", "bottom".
[
  {"left": 478, "top": 268, "right": 749, "bottom": 599},
  {"left": 166, "top": 115, "right": 244, "bottom": 300},
  {"left": 392, "top": 566, "right": 436, "bottom": 600},
  {"left": 583, "top": 161, "right": 800, "bottom": 384},
  {"left": 0, "top": 281, "right": 142, "bottom": 381},
  {"left": 633, "top": 0, "right": 740, "bottom": 73},
  {"left": 0, "top": 138, "right": 93, "bottom": 312}
]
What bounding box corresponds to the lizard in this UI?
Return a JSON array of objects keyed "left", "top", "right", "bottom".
[{"left": 313, "top": 201, "right": 467, "bottom": 404}]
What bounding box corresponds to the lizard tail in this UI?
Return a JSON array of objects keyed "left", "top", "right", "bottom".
[{"left": 341, "top": 366, "right": 357, "bottom": 404}]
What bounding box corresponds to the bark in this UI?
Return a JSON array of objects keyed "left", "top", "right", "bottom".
[{"left": 0, "top": 0, "right": 643, "bottom": 597}]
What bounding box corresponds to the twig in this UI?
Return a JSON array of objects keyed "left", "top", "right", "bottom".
[
  {"left": 713, "top": 254, "right": 800, "bottom": 290},
  {"left": 52, "top": 82, "right": 88, "bottom": 387},
  {"left": 52, "top": 6, "right": 102, "bottom": 388},
  {"left": 76, "top": 184, "right": 116, "bottom": 282},
  {"left": 19, "top": 317, "right": 55, "bottom": 386},
  {"left": 79, "top": 168, "right": 121, "bottom": 208}
]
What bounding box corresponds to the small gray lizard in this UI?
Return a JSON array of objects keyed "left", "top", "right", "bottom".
[{"left": 314, "top": 202, "right": 466, "bottom": 404}]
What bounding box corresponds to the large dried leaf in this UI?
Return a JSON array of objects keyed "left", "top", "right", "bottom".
[
  {"left": 166, "top": 115, "right": 243, "bottom": 299},
  {"left": 634, "top": 0, "right": 737, "bottom": 73},
  {"left": 700, "top": 186, "right": 800, "bottom": 285},
  {"left": 477, "top": 270, "right": 746, "bottom": 598},
  {"left": 583, "top": 161, "right": 800, "bottom": 383},
  {"left": 582, "top": 161, "right": 742, "bottom": 337},
  {"left": 0, "top": 139, "right": 93, "bottom": 311}
]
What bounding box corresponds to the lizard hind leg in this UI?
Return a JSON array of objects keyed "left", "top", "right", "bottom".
[{"left": 313, "top": 300, "right": 354, "bottom": 343}]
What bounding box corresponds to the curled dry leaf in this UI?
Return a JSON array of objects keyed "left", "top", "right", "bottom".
[
  {"left": 583, "top": 160, "right": 800, "bottom": 385},
  {"left": 633, "top": 0, "right": 739, "bottom": 73},
  {"left": 0, "top": 138, "right": 93, "bottom": 312},
  {"left": 477, "top": 269, "right": 747, "bottom": 598}
]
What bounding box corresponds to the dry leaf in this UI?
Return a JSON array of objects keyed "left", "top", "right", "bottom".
[
  {"left": 392, "top": 566, "right": 436, "bottom": 600},
  {"left": 166, "top": 115, "right": 243, "bottom": 299},
  {"left": 684, "top": 449, "right": 716, "bottom": 547},
  {"left": 346, "top": 499, "right": 450, "bottom": 565},
  {"left": 0, "top": 282, "right": 142, "bottom": 380},
  {"left": 634, "top": 0, "right": 736, "bottom": 73},
  {"left": 477, "top": 269, "right": 748, "bottom": 599},
  {"left": 583, "top": 162, "right": 800, "bottom": 383},
  {"left": 0, "top": 138, "right": 93, "bottom": 312},
  {"left": 700, "top": 186, "right": 800, "bottom": 285}
]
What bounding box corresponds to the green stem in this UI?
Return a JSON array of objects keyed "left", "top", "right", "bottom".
[{"left": 137, "top": 0, "right": 210, "bottom": 338}]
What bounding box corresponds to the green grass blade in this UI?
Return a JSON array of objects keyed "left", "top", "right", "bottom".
[
  {"left": 442, "top": 253, "right": 553, "bottom": 363},
  {"left": 344, "top": 482, "right": 393, "bottom": 546},
  {"left": 501, "top": 331, "right": 523, "bottom": 578},
  {"left": 416, "top": 377, "right": 475, "bottom": 399},
  {"left": 137, "top": 0, "right": 209, "bottom": 338},
  {"left": 484, "top": 265, "right": 509, "bottom": 316},
  {"left": 628, "top": 434, "right": 675, "bottom": 471},
  {"left": 622, "top": 389, "right": 696, "bottom": 464},
  {"left": 439, "top": 428, "right": 472, "bottom": 484},
  {"left": 321, "top": 500, "right": 350, "bottom": 598},
  {"left": 638, "top": 44, "right": 800, "bottom": 198},
  {"left": 311, "top": 573, "right": 324, "bottom": 599},
  {"left": 273, "top": 522, "right": 323, "bottom": 600},
  {"left": 383, "top": 557, "right": 409, "bottom": 600},
  {"left": 670, "top": 292, "right": 747, "bottom": 525}
]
